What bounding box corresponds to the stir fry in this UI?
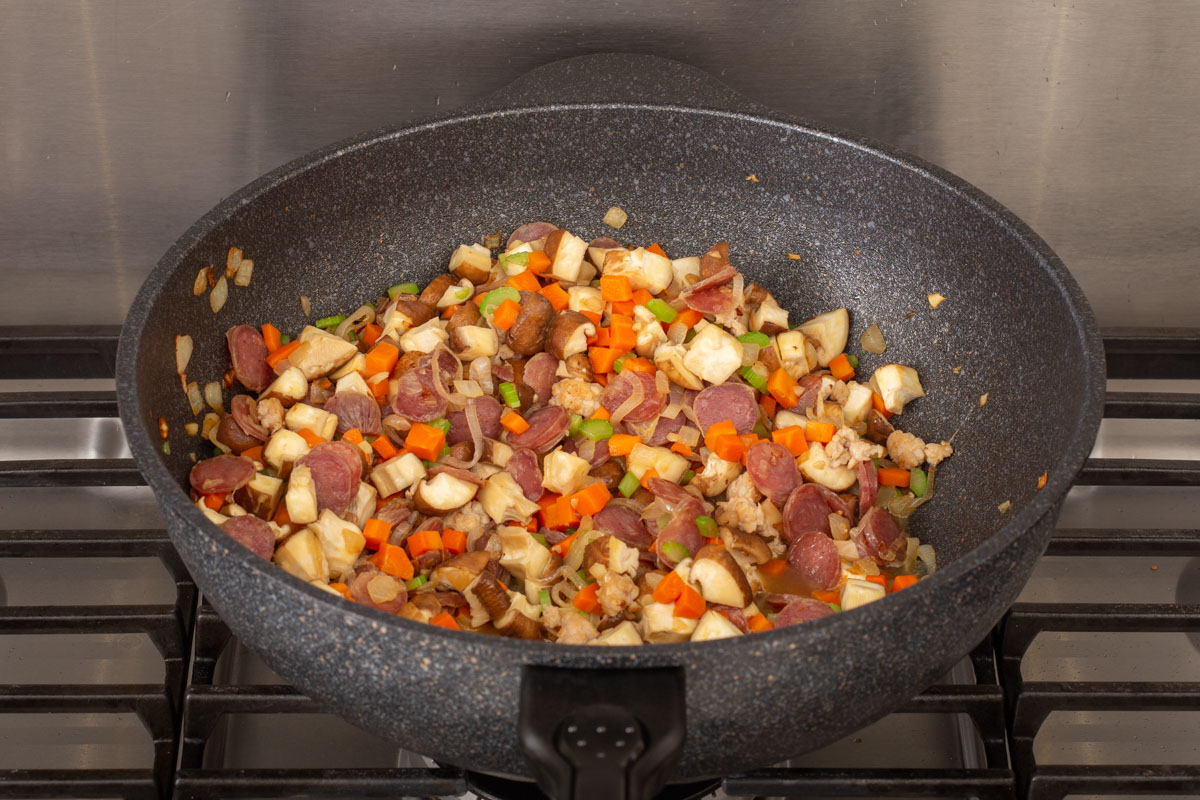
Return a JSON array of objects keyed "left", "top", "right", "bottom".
[{"left": 186, "top": 222, "right": 952, "bottom": 644}]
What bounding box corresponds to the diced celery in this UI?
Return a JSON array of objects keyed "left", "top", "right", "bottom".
[
  {"left": 479, "top": 286, "right": 520, "bottom": 316},
  {"left": 660, "top": 541, "right": 691, "bottom": 563},
  {"left": 696, "top": 515, "right": 717, "bottom": 538},
  {"left": 388, "top": 282, "right": 419, "bottom": 299},
  {"left": 577, "top": 419, "right": 614, "bottom": 441},
  {"left": 910, "top": 467, "right": 929, "bottom": 497},
  {"left": 498, "top": 381, "right": 521, "bottom": 409},
  {"left": 737, "top": 331, "right": 770, "bottom": 347},
  {"left": 617, "top": 470, "right": 640, "bottom": 498},
  {"left": 645, "top": 298, "right": 678, "bottom": 323}
]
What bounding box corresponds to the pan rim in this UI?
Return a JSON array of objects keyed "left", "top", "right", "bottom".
[{"left": 117, "top": 101, "right": 1106, "bottom": 661}]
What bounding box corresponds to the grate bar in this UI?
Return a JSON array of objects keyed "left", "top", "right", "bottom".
[
  {"left": 0, "top": 769, "right": 159, "bottom": 800},
  {"left": 1104, "top": 390, "right": 1200, "bottom": 419},
  {"left": 723, "top": 767, "right": 1015, "bottom": 798},
  {"left": 1028, "top": 765, "right": 1200, "bottom": 800},
  {"left": 0, "top": 684, "right": 169, "bottom": 715},
  {"left": 1076, "top": 458, "right": 1200, "bottom": 486},
  {"left": 172, "top": 768, "right": 468, "bottom": 800},
  {"left": 0, "top": 390, "right": 119, "bottom": 419},
  {"left": 184, "top": 684, "right": 315, "bottom": 713},
  {"left": 1005, "top": 603, "right": 1200, "bottom": 633},
  {"left": 0, "top": 325, "right": 122, "bottom": 380},
  {"left": 1047, "top": 527, "right": 1200, "bottom": 556},
  {"left": 0, "top": 458, "right": 145, "bottom": 487}
]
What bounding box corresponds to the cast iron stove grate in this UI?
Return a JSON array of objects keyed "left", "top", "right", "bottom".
[{"left": 0, "top": 326, "right": 1196, "bottom": 800}]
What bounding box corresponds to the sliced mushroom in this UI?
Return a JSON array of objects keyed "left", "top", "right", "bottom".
[
  {"left": 412, "top": 471, "right": 480, "bottom": 515},
  {"left": 418, "top": 273, "right": 457, "bottom": 308},
  {"left": 873, "top": 363, "right": 925, "bottom": 414},
  {"left": 566, "top": 286, "right": 604, "bottom": 314},
  {"left": 583, "top": 534, "right": 639, "bottom": 578},
  {"left": 234, "top": 472, "right": 285, "bottom": 520},
  {"left": 744, "top": 282, "right": 771, "bottom": 306},
  {"left": 699, "top": 241, "right": 730, "bottom": 277},
  {"left": 654, "top": 342, "right": 704, "bottom": 390},
  {"left": 544, "top": 229, "right": 588, "bottom": 283},
  {"left": 691, "top": 609, "right": 744, "bottom": 641},
  {"left": 865, "top": 408, "right": 896, "bottom": 444},
  {"left": 594, "top": 619, "right": 644, "bottom": 645},
  {"left": 446, "top": 301, "right": 481, "bottom": 333},
  {"left": 380, "top": 299, "right": 436, "bottom": 341},
  {"left": 541, "top": 447, "right": 591, "bottom": 496},
  {"left": 451, "top": 325, "right": 500, "bottom": 360},
  {"left": 291, "top": 326, "right": 358, "bottom": 379},
  {"left": 589, "top": 461, "right": 625, "bottom": 492},
  {"left": 544, "top": 311, "right": 595, "bottom": 360},
  {"left": 750, "top": 294, "right": 790, "bottom": 335},
  {"left": 310, "top": 509, "right": 366, "bottom": 580},
  {"left": 563, "top": 352, "right": 594, "bottom": 381},
  {"left": 503, "top": 291, "right": 554, "bottom": 356},
  {"left": 682, "top": 324, "right": 744, "bottom": 385},
  {"left": 430, "top": 550, "right": 490, "bottom": 592},
  {"left": 369, "top": 452, "right": 427, "bottom": 498},
  {"left": 284, "top": 464, "right": 319, "bottom": 524},
  {"left": 284, "top": 402, "right": 337, "bottom": 440},
  {"left": 449, "top": 243, "right": 494, "bottom": 284},
  {"left": 273, "top": 528, "right": 328, "bottom": 583},
  {"left": 260, "top": 366, "right": 308, "bottom": 407},
  {"left": 478, "top": 471, "right": 541, "bottom": 525},
  {"left": 797, "top": 308, "right": 850, "bottom": 368},
  {"left": 496, "top": 525, "right": 552, "bottom": 582},
  {"left": 774, "top": 330, "right": 812, "bottom": 380},
  {"left": 640, "top": 601, "right": 698, "bottom": 643},
  {"left": 689, "top": 544, "right": 753, "bottom": 607},
  {"left": 721, "top": 527, "right": 773, "bottom": 565},
  {"left": 391, "top": 350, "right": 425, "bottom": 378},
  {"left": 400, "top": 593, "right": 444, "bottom": 623}
]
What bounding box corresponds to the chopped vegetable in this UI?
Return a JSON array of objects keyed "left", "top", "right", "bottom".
[
  {"left": 479, "top": 286, "right": 520, "bottom": 316},
  {"left": 363, "top": 341, "right": 399, "bottom": 376},
  {"left": 407, "top": 529, "right": 443, "bottom": 558},
  {"left": 607, "top": 434, "right": 641, "bottom": 457},
  {"left": 892, "top": 574, "right": 919, "bottom": 591},
  {"left": 388, "top": 282, "right": 419, "bottom": 299},
  {"left": 739, "top": 365, "right": 767, "bottom": 392},
  {"left": 846, "top": 354, "right": 859, "bottom": 369},
  {"left": 568, "top": 414, "right": 584, "bottom": 435},
  {"left": 747, "top": 613, "right": 774, "bottom": 632},
  {"left": 600, "top": 274, "right": 634, "bottom": 302},
  {"left": 910, "top": 467, "right": 929, "bottom": 497},
  {"left": 527, "top": 250, "right": 552, "bottom": 273},
  {"left": 500, "top": 411, "right": 530, "bottom": 434},
  {"left": 506, "top": 269, "right": 541, "bottom": 294},
  {"left": 429, "top": 611, "right": 459, "bottom": 630},
  {"left": 538, "top": 588, "right": 552, "bottom": 606},
  {"left": 647, "top": 242, "right": 667, "bottom": 258},
  {"left": 498, "top": 381, "right": 521, "bottom": 409},
  {"left": 617, "top": 470, "right": 640, "bottom": 498},
  {"left": 673, "top": 584, "right": 706, "bottom": 618},
  {"left": 261, "top": 324, "right": 282, "bottom": 353},
  {"left": 572, "top": 483, "right": 612, "bottom": 516},
  {"left": 737, "top": 331, "right": 770, "bottom": 347},
  {"left": 362, "top": 518, "right": 392, "bottom": 550},
  {"left": 405, "top": 575, "right": 428, "bottom": 591},
  {"left": 442, "top": 529, "right": 468, "bottom": 555},
  {"left": 540, "top": 281, "right": 569, "bottom": 310},
  {"left": 652, "top": 570, "right": 686, "bottom": 604},
  {"left": 492, "top": 298, "right": 521, "bottom": 330},
  {"left": 771, "top": 425, "right": 807, "bottom": 456},
  {"left": 878, "top": 468, "right": 911, "bottom": 488},
  {"left": 369, "top": 543, "right": 415, "bottom": 580},
  {"left": 371, "top": 435, "right": 398, "bottom": 460},
  {"left": 767, "top": 368, "right": 799, "bottom": 408},
  {"left": 674, "top": 308, "right": 704, "bottom": 329},
  {"left": 577, "top": 419, "right": 614, "bottom": 441},
  {"left": 645, "top": 298, "right": 678, "bottom": 323},
  {"left": 315, "top": 314, "right": 346, "bottom": 330},
  {"left": 590, "top": 407, "right": 612, "bottom": 421},
  {"left": 696, "top": 515, "right": 717, "bottom": 538},
  {"left": 589, "top": 346, "right": 623, "bottom": 375},
  {"left": 829, "top": 352, "right": 855, "bottom": 381},
  {"left": 804, "top": 420, "right": 836, "bottom": 444},
  {"left": 660, "top": 540, "right": 691, "bottom": 564},
  {"left": 404, "top": 422, "right": 447, "bottom": 461},
  {"left": 573, "top": 582, "right": 601, "bottom": 613},
  {"left": 265, "top": 339, "right": 301, "bottom": 369}
]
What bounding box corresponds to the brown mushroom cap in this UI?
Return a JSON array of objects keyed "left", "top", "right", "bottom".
[
  {"left": 544, "top": 310, "right": 595, "bottom": 361},
  {"left": 391, "top": 350, "right": 425, "bottom": 378},
  {"left": 506, "top": 291, "right": 554, "bottom": 356},
  {"left": 430, "top": 551, "right": 490, "bottom": 592},
  {"left": 563, "top": 352, "right": 594, "bottom": 381},
  {"left": 865, "top": 408, "right": 896, "bottom": 444},
  {"left": 690, "top": 544, "right": 754, "bottom": 607},
  {"left": 446, "top": 301, "right": 481, "bottom": 333},
  {"left": 467, "top": 571, "right": 511, "bottom": 620},
  {"left": 418, "top": 273, "right": 457, "bottom": 308},
  {"left": 391, "top": 298, "right": 436, "bottom": 329},
  {"left": 700, "top": 241, "right": 730, "bottom": 278},
  {"left": 589, "top": 461, "right": 625, "bottom": 492},
  {"left": 758, "top": 341, "right": 783, "bottom": 373},
  {"left": 723, "top": 527, "right": 773, "bottom": 565}
]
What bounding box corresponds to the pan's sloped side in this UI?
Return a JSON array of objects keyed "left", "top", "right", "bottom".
[{"left": 119, "top": 57, "right": 1103, "bottom": 783}]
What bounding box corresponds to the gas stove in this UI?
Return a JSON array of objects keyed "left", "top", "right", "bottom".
[{"left": 2, "top": 327, "right": 1196, "bottom": 799}]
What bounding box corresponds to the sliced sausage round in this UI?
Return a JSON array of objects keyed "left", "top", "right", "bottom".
[
  {"left": 856, "top": 459, "right": 878, "bottom": 517},
  {"left": 775, "top": 597, "right": 836, "bottom": 627},
  {"left": 230, "top": 394, "right": 270, "bottom": 441},
  {"left": 507, "top": 222, "right": 558, "bottom": 248},
  {"left": 855, "top": 506, "right": 905, "bottom": 564},
  {"left": 638, "top": 412, "right": 685, "bottom": 447},
  {"left": 446, "top": 396, "right": 503, "bottom": 444},
  {"left": 593, "top": 503, "right": 653, "bottom": 549},
  {"left": 220, "top": 515, "right": 275, "bottom": 560},
  {"left": 190, "top": 455, "right": 256, "bottom": 495},
  {"left": 507, "top": 447, "right": 544, "bottom": 502},
  {"left": 522, "top": 352, "right": 559, "bottom": 404},
  {"left": 226, "top": 325, "right": 273, "bottom": 392},
  {"left": 506, "top": 405, "right": 569, "bottom": 454},
  {"left": 745, "top": 441, "right": 800, "bottom": 505},
  {"left": 656, "top": 514, "right": 705, "bottom": 570},
  {"left": 693, "top": 383, "right": 758, "bottom": 435},
  {"left": 786, "top": 531, "right": 842, "bottom": 591},
  {"left": 681, "top": 284, "right": 735, "bottom": 316},
  {"left": 789, "top": 374, "right": 824, "bottom": 414},
  {"left": 589, "top": 236, "right": 621, "bottom": 249},
  {"left": 349, "top": 566, "right": 408, "bottom": 614},
  {"left": 391, "top": 364, "right": 447, "bottom": 422},
  {"left": 603, "top": 371, "right": 667, "bottom": 424},
  {"left": 325, "top": 391, "right": 383, "bottom": 436},
  {"left": 296, "top": 442, "right": 360, "bottom": 516},
  {"left": 782, "top": 483, "right": 853, "bottom": 543}
]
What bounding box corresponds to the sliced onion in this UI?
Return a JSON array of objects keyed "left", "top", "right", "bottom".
[
  {"left": 902, "top": 537, "right": 920, "bottom": 573},
  {"left": 860, "top": 323, "right": 886, "bottom": 354},
  {"left": 382, "top": 414, "right": 412, "bottom": 445},
  {"left": 175, "top": 335, "right": 193, "bottom": 376},
  {"left": 454, "top": 379, "right": 483, "bottom": 398},
  {"left": 429, "top": 345, "right": 462, "bottom": 402},
  {"left": 576, "top": 437, "right": 597, "bottom": 464},
  {"left": 667, "top": 321, "right": 688, "bottom": 344},
  {"left": 740, "top": 342, "right": 760, "bottom": 366},
  {"left": 875, "top": 484, "right": 898, "bottom": 508},
  {"left": 676, "top": 426, "right": 700, "bottom": 447},
  {"left": 203, "top": 381, "right": 224, "bottom": 412},
  {"left": 469, "top": 357, "right": 494, "bottom": 395},
  {"left": 853, "top": 557, "right": 881, "bottom": 576},
  {"left": 917, "top": 544, "right": 937, "bottom": 574},
  {"left": 552, "top": 579, "right": 580, "bottom": 604},
  {"left": 888, "top": 491, "right": 921, "bottom": 519},
  {"left": 732, "top": 273, "right": 745, "bottom": 308},
  {"left": 829, "top": 513, "right": 851, "bottom": 540},
  {"left": 610, "top": 374, "right": 645, "bottom": 424},
  {"left": 186, "top": 381, "right": 204, "bottom": 416},
  {"left": 655, "top": 369, "right": 669, "bottom": 399},
  {"left": 208, "top": 276, "right": 228, "bottom": 313},
  {"left": 335, "top": 304, "right": 375, "bottom": 340},
  {"left": 565, "top": 529, "right": 604, "bottom": 572},
  {"left": 663, "top": 400, "right": 682, "bottom": 420},
  {"left": 459, "top": 399, "right": 484, "bottom": 468}
]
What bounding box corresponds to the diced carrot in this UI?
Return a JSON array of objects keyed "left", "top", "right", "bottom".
[
  {"left": 670, "top": 441, "right": 694, "bottom": 457},
  {"left": 368, "top": 375, "right": 390, "bottom": 405},
  {"left": 442, "top": 528, "right": 468, "bottom": 555},
  {"left": 631, "top": 289, "right": 654, "bottom": 306},
  {"left": 572, "top": 483, "right": 612, "bottom": 516},
  {"left": 589, "top": 346, "right": 623, "bottom": 375},
  {"left": 581, "top": 310, "right": 603, "bottom": 327},
  {"left": 371, "top": 434, "right": 399, "bottom": 461},
  {"left": 526, "top": 250, "right": 552, "bottom": 274},
  {"left": 620, "top": 357, "right": 656, "bottom": 374},
  {"left": 328, "top": 582, "right": 353, "bottom": 600},
  {"left": 747, "top": 613, "right": 775, "bottom": 633},
  {"left": 202, "top": 493, "right": 225, "bottom": 511},
  {"left": 878, "top": 467, "right": 911, "bottom": 488},
  {"left": 572, "top": 582, "right": 601, "bottom": 613},
  {"left": 298, "top": 427, "right": 325, "bottom": 447},
  {"left": 589, "top": 407, "right": 611, "bottom": 421},
  {"left": 864, "top": 574, "right": 888, "bottom": 588},
  {"left": 892, "top": 574, "right": 919, "bottom": 592},
  {"left": 473, "top": 292, "right": 486, "bottom": 307},
  {"left": 261, "top": 323, "right": 283, "bottom": 353},
  {"left": 404, "top": 423, "right": 445, "bottom": 461},
  {"left": 441, "top": 304, "right": 460, "bottom": 319},
  {"left": 767, "top": 368, "right": 799, "bottom": 409},
  {"left": 272, "top": 502, "right": 291, "bottom": 526},
  {"left": 600, "top": 274, "right": 633, "bottom": 302},
  {"left": 590, "top": 326, "right": 611, "bottom": 347},
  {"left": 342, "top": 428, "right": 364, "bottom": 445},
  {"left": 265, "top": 339, "right": 301, "bottom": 369},
  {"left": 500, "top": 411, "right": 530, "bottom": 434},
  {"left": 430, "top": 611, "right": 460, "bottom": 630},
  {"left": 711, "top": 433, "right": 745, "bottom": 462},
  {"left": 804, "top": 420, "right": 836, "bottom": 444},
  {"left": 673, "top": 584, "right": 706, "bottom": 618},
  {"left": 551, "top": 530, "right": 578, "bottom": 557},
  {"left": 828, "top": 352, "right": 855, "bottom": 382},
  {"left": 240, "top": 444, "right": 264, "bottom": 463},
  {"left": 539, "top": 281, "right": 569, "bottom": 311},
  {"left": 771, "top": 425, "right": 807, "bottom": 456},
  {"left": 760, "top": 558, "right": 788, "bottom": 577},
  {"left": 507, "top": 269, "right": 541, "bottom": 294},
  {"left": 594, "top": 372, "right": 608, "bottom": 387},
  {"left": 652, "top": 570, "right": 686, "bottom": 604},
  {"left": 812, "top": 589, "right": 841, "bottom": 604},
  {"left": 706, "top": 537, "right": 721, "bottom": 546},
  {"left": 361, "top": 323, "right": 383, "bottom": 348},
  {"left": 739, "top": 433, "right": 760, "bottom": 452},
  {"left": 610, "top": 299, "right": 636, "bottom": 318},
  {"left": 608, "top": 434, "right": 641, "bottom": 457},
  {"left": 363, "top": 341, "right": 399, "bottom": 377},
  {"left": 543, "top": 496, "right": 580, "bottom": 533},
  {"left": 407, "top": 529, "right": 443, "bottom": 558},
  {"left": 492, "top": 298, "right": 521, "bottom": 331},
  {"left": 369, "top": 542, "right": 415, "bottom": 581},
  {"left": 703, "top": 420, "right": 738, "bottom": 453},
  {"left": 639, "top": 468, "right": 660, "bottom": 490},
  {"left": 362, "top": 518, "right": 392, "bottom": 550},
  {"left": 872, "top": 391, "right": 893, "bottom": 419},
  {"left": 760, "top": 394, "right": 777, "bottom": 417},
  {"left": 675, "top": 308, "right": 704, "bottom": 328},
  {"left": 647, "top": 242, "right": 667, "bottom": 258},
  {"left": 316, "top": 377, "right": 332, "bottom": 391}
]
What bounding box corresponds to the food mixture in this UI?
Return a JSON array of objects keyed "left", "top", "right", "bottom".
[{"left": 184, "top": 221, "right": 952, "bottom": 644}]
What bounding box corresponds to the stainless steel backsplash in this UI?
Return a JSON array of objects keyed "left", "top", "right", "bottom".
[{"left": 2, "top": 0, "right": 1196, "bottom": 327}]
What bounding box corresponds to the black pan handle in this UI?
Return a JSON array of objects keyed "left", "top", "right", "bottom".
[
  {"left": 520, "top": 664, "right": 685, "bottom": 800},
  {"left": 469, "top": 53, "right": 777, "bottom": 120}
]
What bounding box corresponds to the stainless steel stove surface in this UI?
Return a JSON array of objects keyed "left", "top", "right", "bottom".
[{"left": 1, "top": 329, "right": 1197, "bottom": 800}]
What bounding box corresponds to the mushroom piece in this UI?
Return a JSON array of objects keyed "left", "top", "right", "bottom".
[
  {"left": 380, "top": 299, "right": 436, "bottom": 341},
  {"left": 566, "top": 286, "right": 604, "bottom": 315},
  {"left": 418, "top": 273, "right": 457, "bottom": 308},
  {"left": 750, "top": 294, "right": 790, "bottom": 335},
  {"left": 691, "top": 609, "right": 744, "bottom": 642},
  {"left": 544, "top": 311, "right": 596, "bottom": 361},
  {"left": 689, "top": 544, "right": 754, "bottom": 607},
  {"left": 430, "top": 551, "right": 490, "bottom": 592},
  {"left": 682, "top": 324, "right": 744, "bottom": 385},
  {"left": 310, "top": 509, "right": 366, "bottom": 580},
  {"left": 289, "top": 326, "right": 358, "bottom": 380},
  {"left": 670, "top": 256, "right": 700, "bottom": 287},
  {"left": 284, "top": 464, "right": 319, "bottom": 524},
  {"left": 797, "top": 308, "right": 850, "bottom": 368},
  {"left": 721, "top": 526, "right": 773, "bottom": 565},
  {"left": 465, "top": 572, "right": 542, "bottom": 639},
  {"left": 583, "top": 534, "right": 639, "bottom": 579},
  {"left": 260, "top": 366, "right": 308, "bottom": 407},
  {"left": 234, "top": 472, "right": 285, "bottom": 520},
  {"left": 504, "top": 291, "right": 555, "bottom": 356},
  {"left": 798, "top": 441, "right": 857, "bottom": 491},
  {"left": 399, "top": 318, "right": 450, "bottom": 354},
  {"left": 496, "top": 525, "right": 552, "bottom": 583},
  {"left": 593, "top": 620, "right": 645, "bottom": 646},
  {"left": 412, "top": 471, "right": 480, "bottom": 515},
  {"left": 631, "top": 305, "right": 669, "bottom": 357},
  {"left": 774, "top": 330, "right": 813, "bottom": 380},
  {"left": 541, "top": 447, "right": 591, "bottom": 496},
  {"left": 640, "top": 601, "right": 698, "bottom": 643},
  {"left": 626, "top": 443, "right": 689, "bottom": 484},
  {"left": 688, "top": 452, "right": 742, "bottom": 497},
  {"left": 284, "top": 402, "right": 338, "bottom": 440},
  {"left": 273, "top": 528, "right": 328, "bottom": 583},
  {"left": 449, "top": 243, "right": 494, "bottom": 284},
  {"left": 369, "top": 452, "right": 427, "bottom": 498},
  {"left": 263, "top": 429, "right": 309, "bottom": 475},
  {"left": 841, "top": 576, "right": 887, "bottom": 610},
  {"left": 873, "top": 363, "right": 925, "bottom": 414},
  {"left": 589, "top": 461, "right": 625, "bottom": 492},
  {"left": 391, "top": 350, "right": 425, "bottom": 378},
  {"left": 842, "top": 381, "right": 874, "bottom": 426},
  {"left": 563, "top": 352, "right": 594, "bottom": 381},
  {"left": 399, "top": 593, "right": 444, "bottom": 623},
  {"left": 445, "top": 301, "right": 481, "bottom": 333},
  {"left": 544, "top": 229, "right": 588, "bottom": 283},
  {"left": 478, "top": 471, "right": 541, "bottom": 525},
  {"left": 451, "top": 325, "right": 499, "bottom": 360},
  {"left": 653, "top": 342, "right": 704, "bottom": 390},
  {"left": 864, "top": 408, "right": 896, "bottom": 444},
  {"left": 344, "top": 480, "right": 379, "bottom": 530},
  {"left": 602, "top": 248, "right": 672, "bottom": 294}
]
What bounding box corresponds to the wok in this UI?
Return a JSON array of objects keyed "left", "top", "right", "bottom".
[{"left": 117, "top": 54, "right": 1104, "bottom": 798}]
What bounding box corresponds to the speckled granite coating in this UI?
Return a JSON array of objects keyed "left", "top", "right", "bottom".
[{"left": 117, "top": 54, "right": 1104, "bottom": 781}]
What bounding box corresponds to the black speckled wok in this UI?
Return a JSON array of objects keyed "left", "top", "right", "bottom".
[{"left": 117, "top": 54, "right": 1104, "bottom": 799}]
